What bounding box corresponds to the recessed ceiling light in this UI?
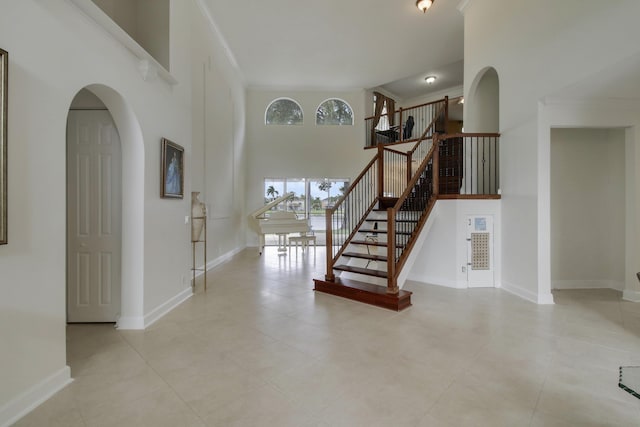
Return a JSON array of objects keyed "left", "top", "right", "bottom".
[{"left": 425, "top": 76, "right": 436, "bottom": 84}]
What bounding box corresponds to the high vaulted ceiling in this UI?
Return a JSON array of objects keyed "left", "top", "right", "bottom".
[{"left": 201, "top": 0, "right": 464, "bottom": 99}]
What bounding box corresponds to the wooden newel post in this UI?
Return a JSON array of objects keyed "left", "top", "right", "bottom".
[
  {"left": 325, "top": 209, "right": 335, "bottom": 282},
  {"left": 386, "top": 208, "right": 398, "bottom": 294},
  {"left": 398, "top": 107, "right": 404, "bottom": 142},
  {"left": 406, "top": 151, "right": 413, "bottom": 188},
  {"left": 443, "top": 96, "right": 449, "bottom": 134},
  {"left": 433, "top": 135, "right": 440, "bottom": 198},
  {"left": 377, "top": 144, "right": 385, "bottom": 199}
]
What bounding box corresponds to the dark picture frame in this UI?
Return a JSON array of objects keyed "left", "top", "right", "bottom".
[
  {"left": 0, "top": 48, "right": 7, "bottom": 244},
  {"left": 160, "top": 138, "right": 184, "bottom": 199}
]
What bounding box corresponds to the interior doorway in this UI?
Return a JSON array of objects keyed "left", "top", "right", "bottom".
[
  {"left": 66, "top": 89, "right": 122, "bottom": 322},
  {"left": 550, "top": 128, "right": 625, "bottom": 292}
]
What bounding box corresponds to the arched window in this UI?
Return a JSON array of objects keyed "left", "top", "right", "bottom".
[
  {"left": 316, "top": 99, "right": 353, "bottom": 125},
  {"left": 265, "top": 98, "right": 303, "bottom": 125}
]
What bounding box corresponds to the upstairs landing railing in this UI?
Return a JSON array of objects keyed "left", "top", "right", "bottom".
[{"left": 365, "top": 98, "right": 447, "bottom": 148}]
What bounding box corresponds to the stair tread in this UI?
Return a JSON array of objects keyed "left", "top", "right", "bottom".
[
  {"left": 364, "top": 219, "right": 417, "bottom": 223},
  {"left": 358, "top": 228, "right": 412, "bottom": 235},
  {"left": 350, "top": 239, "right": 405, "bottom": 247},
  {"left": 342, "top": 252, "right": 387, "bottom": 262},
  {"left": 334, "top": 264, "right": 388, "bottom": 278}
]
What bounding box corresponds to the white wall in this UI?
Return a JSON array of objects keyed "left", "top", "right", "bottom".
[
  {"left": 245, "top": 90, "right": 370, "bottom": 246},
  {"left": 550, "top": 128, "right": 625, "bottom": 290},
  {"left": 462, "top": 0, "right": 640, "bottom": 303},
  {"left": 0, "top": 0, "right": 246, "bottom": 424},
  {"left": 92, "top": 0, "right": 170, "bottom": 69},
  {"left": 466, "top": 68, "right": 498, "bottom": 133},
  {"left": 408, "top": 199, "right": 501, "bottom": 289},
  {"left": 400, "top": 85, "right": 463, "bottom": 110},
  {"left": 190, "top": 2, "right": 247, "bottom": 265},
  {"left": 135, "top": 0, "right": 169, "bottom": 70}
]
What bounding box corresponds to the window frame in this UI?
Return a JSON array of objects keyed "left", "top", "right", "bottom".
[
  {"left": 264, "top": 97, "right": 304, "bottom": 126},
  {"left": 315, "top": 98, "right": 354, "bottom": 126}
]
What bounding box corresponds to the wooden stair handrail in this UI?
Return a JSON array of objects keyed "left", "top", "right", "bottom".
[
  {"left": 363, "top": 97, "right": 449, "bottom": 121},
  {"left": 326, "top": 153, "right": 378, "bottom": 216}
]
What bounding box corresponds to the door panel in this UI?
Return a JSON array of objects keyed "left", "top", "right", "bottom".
[
  {"left": 466, "top": 215, "right": 494, "bottom": 288},
  {"left": 67, "top": 110, "right": 121, "bottom": 322}
]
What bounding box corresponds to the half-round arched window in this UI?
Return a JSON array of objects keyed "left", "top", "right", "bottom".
[
  {"left": 316, "top": 99, "right": 354, "bottom": 125},
  {"left": 265, "top": 98, "right": 304, "bottom": 125}
]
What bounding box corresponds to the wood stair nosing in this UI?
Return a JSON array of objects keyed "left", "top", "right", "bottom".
[
  {"left": 357, "top": 229, "right": 413, "bottom": 235},
  {"left": 341, "top": 252, "right": 387, "bottom": 262},
  {"left": 333, "top": 264, "right": 388, "bottom": 278},
  {"left": 364, "top": 218, "right": 418, "bottom": 223},
  {"left": 349, "top": 239, "right": 405, "bottom": 248}
]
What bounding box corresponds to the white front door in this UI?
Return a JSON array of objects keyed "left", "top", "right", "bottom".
[
  {"left": 466, "top": 215, "right": 494, "bottom": 287},
  {"left": 67, "top": 110, "right": 122, "bottom": 322}
]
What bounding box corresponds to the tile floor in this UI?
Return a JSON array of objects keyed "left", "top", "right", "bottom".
[{"left": 14, "top": 248, "right": 640, "bottom": 426}]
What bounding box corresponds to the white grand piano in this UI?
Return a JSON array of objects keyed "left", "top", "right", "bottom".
[{"left": 250, "top": 192, "right": 310, "bottom": 254}]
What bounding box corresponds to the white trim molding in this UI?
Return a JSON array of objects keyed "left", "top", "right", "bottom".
[
  {"left": 500, "top": 280, "right": 554, "bottom": 304},
  {"left": 552, "top": 280, "right": 625, "bottom": 292},
  {"left": 406, "top": 277, "right": 467, "bottom": 290},
  {"left": 68, "top": 0, "right": 177, "bottom": 85},
  {"left": 623, "top": 290, "right": 640, "bottom": 302},
  {"left": 116, "top": 316, "right": 145, "bottom": 330},
  {"left": 203, "top": 246, "right": 246, "bottom": 274},
  {"left": 144, "top": 287, "right": 193, "bottom": 328},
  {"left": 457, "top": 0, "right": 474, "bottom": 14},
  {"left": 0, "top": 366, "right": 72, "bottom": 427}
]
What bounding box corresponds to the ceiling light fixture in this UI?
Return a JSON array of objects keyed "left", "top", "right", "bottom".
[
  {"left": 416, "top": 0, "right": 434, "bottom": 13},
  {"left": 425, "top": 76, "right": 436, "bottom": 84}
]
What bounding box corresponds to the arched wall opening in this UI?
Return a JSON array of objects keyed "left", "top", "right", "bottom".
[
  {"left": 466, "top": 67, "right": 499, "bottom": 133},
  {"left": 66, "top": 84, "right": 145, "bottom": 330},
  {"left": 463, "top": 67, "right": 500, "bottom": 194}
]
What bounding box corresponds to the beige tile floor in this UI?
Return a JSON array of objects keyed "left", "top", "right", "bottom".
[{"left": 14, "top": 248, "right": 640, "bottom": 426}]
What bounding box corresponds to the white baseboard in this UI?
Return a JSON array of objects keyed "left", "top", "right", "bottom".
[
  {"left": 144, "top": 287, "right": 193, "bottom": 328},
  {"left": 500, "top": 280, "right": 554, "bottom": 304},
  {"left": 406, "top": 276, "right": 467, "bottom": 289},
  {"left": 201, "top": 246, "right": 246, "bottom": 277},
  {"left": 623, "top": 289, "right": 640, "bottom": 302},
  {"left": 0, "top": 366, "right": 72, "bottom": 427},
  {"left": 116, "top": 316, "right": 145, "bottom": 330},
  {"left": 552, "top": 279, "right": 624, "bottom": 291}
]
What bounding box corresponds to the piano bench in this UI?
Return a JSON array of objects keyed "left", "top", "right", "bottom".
[{"left": 288, "top": 234, "right": 316, "bottom": 256}]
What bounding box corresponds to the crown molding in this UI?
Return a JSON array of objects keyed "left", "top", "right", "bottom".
[
  {"left": 194, "top": 0, "right": 246, "bottom": 88},
  {"left": 68, "top": 0, "right": 177, "bottom": 85},
  {"left": 457, "top": 0, "right": 473, "bottom": 15}
]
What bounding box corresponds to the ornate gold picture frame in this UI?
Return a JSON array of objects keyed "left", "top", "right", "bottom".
[{"left": 0, "top": 48, "right": 7, "bottom": 244}]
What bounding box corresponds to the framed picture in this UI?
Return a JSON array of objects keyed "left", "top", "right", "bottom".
[
  {"left": 160, "top": 138, "right": 184, "bottom": 199},
  {"left": 0, "top": 48, "right": 7, "bottom": 244}
]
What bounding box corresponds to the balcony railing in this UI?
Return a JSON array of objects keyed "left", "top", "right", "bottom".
[{"left": 364, "top": 98, "right": 447, "bottom": 148}]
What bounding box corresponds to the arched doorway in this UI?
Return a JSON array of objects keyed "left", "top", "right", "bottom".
[
  {"left": 66, "top": 85, "right": 145, "bottom": 329},
  {"left": 67, "top": 89, "right": 121, "bottom": 322}
]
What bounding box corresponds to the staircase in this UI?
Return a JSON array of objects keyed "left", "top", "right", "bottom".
[{"left": 313, "top": 97, "right": 501, "bottom": 311}]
